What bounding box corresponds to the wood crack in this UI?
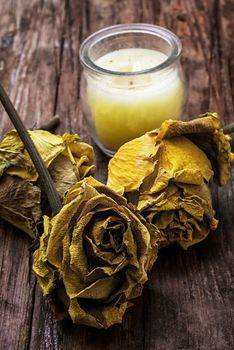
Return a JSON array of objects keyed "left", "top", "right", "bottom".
[
  {"left": 26, "top": 277, "right": 37, "bottom": 350},
  {"left": 53, "top": 2, "right": 66, "bottom": 116}
]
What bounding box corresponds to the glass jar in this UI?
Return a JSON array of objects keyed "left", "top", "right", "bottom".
[{"left": 79, "top": 23, "right": 186, "bottom": 157}]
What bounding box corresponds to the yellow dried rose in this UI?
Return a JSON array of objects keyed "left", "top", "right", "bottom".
[
  {"left": 33, "top": 177, "right": 158, "bottom": 329},
  {"left": 0, "top": 130, "right": 95, "bottom": 237},
  {"left": 107, "top": 113, "right": 234, "bottom": 249}
]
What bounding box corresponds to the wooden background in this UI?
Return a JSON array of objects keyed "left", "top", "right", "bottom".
[{"left": 0, "top": 1, "right": 233, "bottom": 349}]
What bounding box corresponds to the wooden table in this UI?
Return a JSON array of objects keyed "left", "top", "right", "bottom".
[{"left": 0, "top": 1, "right": 233, "bottom": 349}]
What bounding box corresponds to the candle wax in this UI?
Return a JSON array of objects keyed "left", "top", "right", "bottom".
[{"left": 87, "top": 48, "right": 184, "bottom": 151}]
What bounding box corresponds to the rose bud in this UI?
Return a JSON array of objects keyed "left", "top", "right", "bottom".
[
  {"left": 33, "top": 177, "right": 158, "bottom": 328},
  {"left": 107, "top": 113, "right": 234, "bottom": 249}
]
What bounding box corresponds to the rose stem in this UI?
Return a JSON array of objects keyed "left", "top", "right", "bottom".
[
  {"left": 0, "top": 83, "right": 62, "bottom": 215},
  {"left": 223, "top": 122, "right": 234, "bottom": 134},
  {"left": 39, "top": 115, "right": 61, "bottom": 132}
]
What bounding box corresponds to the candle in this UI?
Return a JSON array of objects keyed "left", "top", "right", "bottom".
[
  {"left": 80, "top": 24, "right": 186, "bottom": 156},
  {"left": 87, "top": 48, "right": 184, "bottom": 151}
]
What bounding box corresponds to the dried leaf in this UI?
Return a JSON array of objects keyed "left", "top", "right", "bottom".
[
  {"left": 48, "top": 154, "right": 78, "bottom": 198},
  {"left": 0, "top": 175, "right": 41, "bottom": 238},
  {"left": 33, "top": 216, "right": 58, "bottom": 294},
  {"left": 0, "top": 149, "right": 31, "bottom": 176}
]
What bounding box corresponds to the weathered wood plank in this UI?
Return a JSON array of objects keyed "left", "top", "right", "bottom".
[
  {"left": 0, "top": 1, "right": 66, "bottom": 349},
  {"left": 0, "top": 0, "right": 233, "bottom": 349},
  {"left": 0, "top": 222, "right": 34, "bottom": 350}
]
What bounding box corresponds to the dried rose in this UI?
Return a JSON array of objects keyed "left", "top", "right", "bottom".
[
  {"left": 0, "top": 130, "right": 95, "bottom": 237},
  {"left": 107, "top": 113, "right": 234, "bottom": 249},
  {"left": 33, "top": 177, "right": 158, "bottom": 329}
]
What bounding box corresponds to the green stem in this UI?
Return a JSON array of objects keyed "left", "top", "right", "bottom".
[{"left": 0, "top": 83, "right": 62, "bottom": 215}]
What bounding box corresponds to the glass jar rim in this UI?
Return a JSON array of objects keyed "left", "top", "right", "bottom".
[{"left": 79, "top": 23, "right": 182, "bottom": 76}]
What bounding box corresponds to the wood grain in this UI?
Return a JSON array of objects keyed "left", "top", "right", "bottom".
[{"left": 0, "top": 0, "right": 233, "bottom": 349}]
